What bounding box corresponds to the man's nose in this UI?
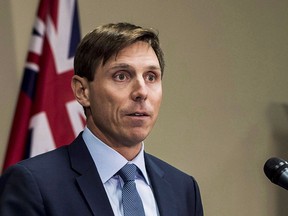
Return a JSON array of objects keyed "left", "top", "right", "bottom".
[{"left": 131, "top": 77, "right": 148, "bottom": 102}]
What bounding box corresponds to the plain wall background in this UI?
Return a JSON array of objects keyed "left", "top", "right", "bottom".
[{"left": 1, "top": 1, "right": 288, "bottom": 215}]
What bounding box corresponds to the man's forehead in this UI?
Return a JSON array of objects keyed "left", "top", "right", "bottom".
[{"left": 103, "top": 43, "right": 160, "bottom": 68}]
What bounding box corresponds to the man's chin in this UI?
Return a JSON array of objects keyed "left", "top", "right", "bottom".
[{"left": 124, "top": 132, "right": 149, "bottom": 147}]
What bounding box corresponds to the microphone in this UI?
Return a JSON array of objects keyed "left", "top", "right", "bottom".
[{"left": 264, "top": 157, "right": 288, "bottom": 190}]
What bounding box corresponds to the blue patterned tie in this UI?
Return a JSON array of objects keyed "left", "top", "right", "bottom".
[{"left": 118, "top": 164, "right": 145, "bottom": 216}]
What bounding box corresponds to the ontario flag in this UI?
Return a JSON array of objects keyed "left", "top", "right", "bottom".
[{"left": 2, "top": 0, "right": 85, "bottom": 171}]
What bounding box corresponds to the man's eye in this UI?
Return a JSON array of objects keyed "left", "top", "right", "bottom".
[
  {"left": 146, "top": 73, "right": 157, "bottom": 82},
  {"left": 114, "top": 73, "right": 128, "bottom": 81}
]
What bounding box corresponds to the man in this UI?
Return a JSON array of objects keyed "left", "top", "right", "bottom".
[{"left": 0, "top": 22, "right": 203, "bottom": 216}]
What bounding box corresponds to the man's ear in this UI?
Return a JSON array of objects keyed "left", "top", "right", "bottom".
[{"left": 71, "top": 75, "right": 90, "bottom": 107}]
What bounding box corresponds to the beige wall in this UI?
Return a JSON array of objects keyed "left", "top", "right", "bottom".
[{"left": 1, "top": 0, "right": 288, "bottom": 215}]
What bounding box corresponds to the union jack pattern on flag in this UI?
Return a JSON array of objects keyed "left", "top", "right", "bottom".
[{"left": 3, "top": 0, "right": 85, "bottom": 171}]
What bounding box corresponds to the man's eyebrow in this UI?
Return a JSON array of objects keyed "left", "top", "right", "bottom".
[
  {"left": 109, "top": 63, "right": 161, "bottom": 71},
  {"left": 146, "top": 65, "right": 161, "bottom": 71},
  {"left": 109, "top": 63, "right": 131, "bottom": 69}
]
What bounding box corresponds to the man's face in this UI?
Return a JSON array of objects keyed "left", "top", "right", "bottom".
[{"left": 85, "top": 41, "right": 162, "bottom": 148}]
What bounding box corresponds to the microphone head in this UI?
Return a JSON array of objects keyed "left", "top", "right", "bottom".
[{"left": 264, "top": 157, "right": 288, "bottom": 184}]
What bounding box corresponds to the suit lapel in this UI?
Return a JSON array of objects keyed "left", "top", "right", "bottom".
[
  {"left": 145, "top": 154, "right": 179, "bottom": 216},
  {"left": 68, "top": 135, "right": 180, "bottom": 216},
  {"left": 68, "top": 134, "right": 114, "bottom": 216}
]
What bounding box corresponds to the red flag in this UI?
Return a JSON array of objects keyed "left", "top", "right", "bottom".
[{"left": 3, "top": 0, "right": 85, "bottom": 171}]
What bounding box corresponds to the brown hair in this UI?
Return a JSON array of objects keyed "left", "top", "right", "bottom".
[{"left": 74, "top": 22, "right": 165, "bottom": 81}]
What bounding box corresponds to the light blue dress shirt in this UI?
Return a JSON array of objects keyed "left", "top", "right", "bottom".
[{"left": 82, "top": 127, "right": 159, "bottom": 216}]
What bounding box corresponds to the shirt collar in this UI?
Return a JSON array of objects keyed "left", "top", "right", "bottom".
[{"left": 82, "top": 127, "right": 150, "bottom": 185}]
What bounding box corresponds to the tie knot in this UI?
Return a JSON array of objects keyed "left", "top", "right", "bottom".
[{"left": 118, "top": 164, "right": 137, "bottom": 182}]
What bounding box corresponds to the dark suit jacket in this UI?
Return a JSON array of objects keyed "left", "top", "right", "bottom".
[{"left": 0, "top": 134, "right": 203, "bottom": 216}]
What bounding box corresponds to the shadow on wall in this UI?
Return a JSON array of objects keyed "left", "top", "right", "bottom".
[{"left": 267, "top": 103, "right": 288, "bottom": 216}]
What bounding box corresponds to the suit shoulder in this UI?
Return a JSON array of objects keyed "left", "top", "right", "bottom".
[
  {"left": 11, "top": 145, "right": 69, "bottom": 173},
  {"left": 145, "top": 153, "right": 195, "bottom": 180}
]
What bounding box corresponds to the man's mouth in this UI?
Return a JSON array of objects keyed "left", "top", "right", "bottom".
[{"left": 127, "top": 112, "right": 149, "bottom": 117}]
